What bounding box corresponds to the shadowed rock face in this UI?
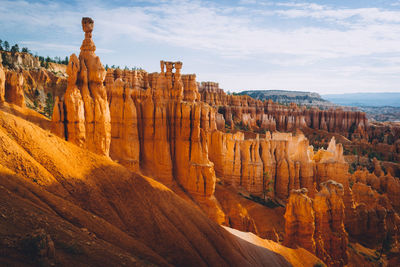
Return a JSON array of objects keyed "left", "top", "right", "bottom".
[
  {"left": 284, "top": 188, "right": 316, "bottom": 253},
  {"left": 348, "top": 169, "right": 400, "bottom": 249},
  {"left": 314, "top": 180, "right": 348, "bottom": 267},
  {"left": 284, "top": 181, "right": 348, "bottom": 267}
]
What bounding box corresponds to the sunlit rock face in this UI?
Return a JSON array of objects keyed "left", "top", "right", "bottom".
[
  {"left": 100, "top": 60, "right": 225, "bottom": 223},
  {"left": 209, "top": 132, "right": 318, "bottom": 202},
  {"left": 0, "top": 57, "right": 5, "bottom": 103},
  {"left": 4, "top": 70, "right": 25, "bottom": 107},
  {"left": 52, "top": 17, "right": 111, "bottom": 156}
]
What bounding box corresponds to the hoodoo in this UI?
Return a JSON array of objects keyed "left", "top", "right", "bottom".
[{"left": 52, "top": 17, "right": 111, "bottom": 156}]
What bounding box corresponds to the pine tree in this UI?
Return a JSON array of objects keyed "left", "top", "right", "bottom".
[
  {"left": 44, "top": 92, "right": 54, "bottom": 118},
  {"left": 10, "top": 44, "right": 19, "bottom": 54},
  {"left": 4, "top": 41, "right": 9, "bottom": 51}
]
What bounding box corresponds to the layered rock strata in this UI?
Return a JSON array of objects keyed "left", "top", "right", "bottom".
[
  {"left": 200, "top": 84, "right": 367, "bottom": 138},
  {"left": 284, "top": 181, "right": 348, "bottom": 267},
  {"left": 283, "top": 188, "right": 316, "bottom": 253},
  {"left": 313, "top": 180, "right": 348, "bottom": 267},
  {"left": 208, "top": 132, "right": 318, "bottom": 201}
]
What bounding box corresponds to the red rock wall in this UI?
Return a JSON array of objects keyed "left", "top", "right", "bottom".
[
  {"left": 0, "top": 58, "right": 5, "bottom": 102},
  {"left": 200, "top": 87, "right": 368, "bottom": 138},
  {"left": 5, "top": 70, "right": 25, "bottom": 107},
  {"left": 284, "top": 181, "right": 348, "bottom": 267}
]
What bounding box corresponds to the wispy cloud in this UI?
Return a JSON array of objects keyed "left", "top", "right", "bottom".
[
  {"left": 1, "top": 0, "right": 400, "bottom": 93},
  {"left": 3, "top": 0, "right": 400, "bottom": 61}
]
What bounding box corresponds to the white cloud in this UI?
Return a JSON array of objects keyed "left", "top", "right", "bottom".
[
  {"left": 3, "top": 0, "right": 400, "bottom": 61},
  {"left": 1, "top": 0, "right": 400, "bottom": 92}
]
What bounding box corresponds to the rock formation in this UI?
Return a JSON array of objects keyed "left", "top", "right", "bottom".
[
  {"left": 107, "top": 68, "right": 140, "bottom": 171},
  {"left": 200, "top": 83, "right": 368, "bottom": 138},
  {"left": 100, "top": 61, "right": 224, "bottom": 222},
  {"left": 52, "top": 17, "right": 111, "bottom": 156},
  {"left": 313, "top": 180, "right": 348, "bottom": 267},
  {"left": 348, "top": 169, "right": 400, "bottom": 248},
  {"left": 209, "top": 131, "right": 317, "bottom": 201},
  {"left": 5, "top": 70, "right": 25, "bottom": 107},
  {"left": 284, "top": 188, "right": 316, "bottom": 253},
  {"left": 284, "top": 181, "right": 348, "bottom": 267},
  {"left": 0, "top": 56, "right": 5, "bottom": 102}
]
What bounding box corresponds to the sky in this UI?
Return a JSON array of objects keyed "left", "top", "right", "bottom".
[{"left": 1, "top": 0, "right": 400, "bottom": 94}]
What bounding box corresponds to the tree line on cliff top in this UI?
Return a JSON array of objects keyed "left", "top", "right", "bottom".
[{"left": 0, "top": 39, "right": 69, "bottom": 67}]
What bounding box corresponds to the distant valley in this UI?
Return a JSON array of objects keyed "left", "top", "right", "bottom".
[{"left": 322, "top": 92, "right": 400, "bottom": 107}]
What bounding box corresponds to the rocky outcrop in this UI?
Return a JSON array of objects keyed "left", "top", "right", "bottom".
[
  {"left": 284, "top": 181, "right": 348, "bottom": 267},
  {"left": 348, "top": 168, "right": 400, "bottom": 249},
  {"left": 107, "top": 68, "right": 140, "bottom": 171},
  {"left": 102, "top": 62, "right": 222, "bottom": 222},
  {"left": 105, "top": 61, "right": 215, "bottom": 194},
  {"left": 284, "top": 188, "right": 316, "bottom": 253},
  {"left": 209, "top": 131, "right": 317, "bottom": 201},
  {"left": 0, "top": 56, "right": 5, "bottom": 102},
  {"left": 0, "top": 51, "right": 41, "bottom": 70},
  {"left": 200, "top": 83, "right": 368, "bottom": 138},
  {"left": 62, "top": 53, "right": 86, "bottom": 146},
  {"left": 5, "top": 70, "right": 25, "bottom": 107},
  {"left": 52, "top": 17, "right": 111, "bottom": 156},
  {"left": 314, "top": 180, "right": 348, "bottom": 267}
]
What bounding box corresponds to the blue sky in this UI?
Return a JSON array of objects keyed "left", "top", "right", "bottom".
[{"left": 2, "top": 0, "right": 400, "bottom": 93}]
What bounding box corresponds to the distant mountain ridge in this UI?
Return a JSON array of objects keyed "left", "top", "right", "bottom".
[
  {"left": 239, "top": 90, "right": 336, "bottom": 108},
  {"left": 322, "top": 92, "right": 400, "bottom": 107}
]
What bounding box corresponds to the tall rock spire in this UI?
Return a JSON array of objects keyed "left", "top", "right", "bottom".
[{"left": 52, "top": 17, "right": 111, "bottom": 156}]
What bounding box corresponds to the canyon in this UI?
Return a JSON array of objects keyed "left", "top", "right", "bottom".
[{"left": 1, "top": 17, "right": 400, "bottom": 266}]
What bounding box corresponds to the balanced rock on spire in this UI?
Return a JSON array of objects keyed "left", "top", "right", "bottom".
[{"left": 52, "top": 17, "right": 111, "bottom": 156}]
